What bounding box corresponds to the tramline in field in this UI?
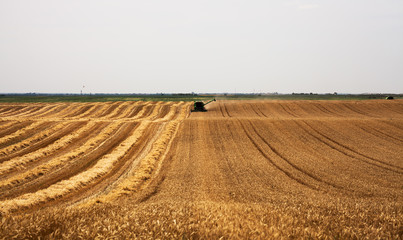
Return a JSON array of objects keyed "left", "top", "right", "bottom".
[{"left": 0, "top": 99, "right": 402, "bottom": 238}]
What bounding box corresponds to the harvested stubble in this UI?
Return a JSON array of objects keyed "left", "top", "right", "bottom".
[
  {"left": 0, "top": 101, "right": 187, "bottom": 213},
  {"left": 0, "top": 100, "right": 402, "bottom": 239},
  {"left": 0, "top": 121, "right": 44, "bottom": 145},
  {"left": 0, "top": 121, "right": 18, "bottom": 131},
  {"left": 0, "top": 121, "right": 98, "bottom": 175},
  {"left": 0, "top": 122, "right": 150, "bottom": 213},
  {"left": 0, "top": 121, "right": 71, "bottom": 157},
  {"left": 89, "top": 103, "right": 189, "bottom": 204},
  {"left": 0, "top": 122, "right": 123, "bottom": 191}
]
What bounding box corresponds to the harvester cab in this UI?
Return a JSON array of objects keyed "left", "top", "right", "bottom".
[{"left": 191, "top": 98, "right": 216, "bottom": 112}]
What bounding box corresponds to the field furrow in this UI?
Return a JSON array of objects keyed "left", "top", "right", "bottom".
[
  {"left": 238, "top": 120, "right": 319, "bottom": 190},
  {"left": 278, "top": 102, "right": 298, "bottom": 117},
  {"left": 351, "top": 122, "right": 403, "bottom": 156},
  {"left": 380, "top": 102, "right": 403, "bottom": 115},
  {"left": 294, "top": 120, "right": 395, "bottom": 173},
  {"left": 249, "top": 120, "right": 352, "bottom": 192},
  {"left": 218, "top": 103, "right": 226, "bottom": 117},
  {"left": 0, "top": 99, "right": 402, "bottom": 239},
  {"left": 255, "top": 104, "right": 268, "bottom": 117},
  {"left": 364, "top": 124, "right": 403, "bottom": 142},
  {"left": 247, "top": 103, "right": 263, "bottom": 117},
  {"left": 301, "top": 120, "right": 403, "bottom": 173}
]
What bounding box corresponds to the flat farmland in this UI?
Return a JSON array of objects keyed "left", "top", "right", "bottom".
[{"left": 0, "top": 100, "right": 402, "bottom": 239}]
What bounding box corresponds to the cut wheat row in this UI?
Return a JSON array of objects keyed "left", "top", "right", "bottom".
[
  {"left": 0, "top": 106, "right": 32, "bottom": 116},
  {"left": 35, "top": 103, "right": 76, "bottom": 119},
  {"left": 9, "top": 104, "right": 67, "bottom": 118},
  {"left": 0, "top": 103, "right": 77, "bottom": 121},
  {"left": 81, "top": 102, "right": 143, "bottom": 120},
  {"left": 154, "top": 102, "right": 186, "bottom": 122},
  {"left": 0, "top": 121, "right": 57, "bottom": 149},
  {"left": 37, "top": 103, "right": 108, "bottom": 121},
  {"left": 0, "top": 121, "right": 152, "bottom": 214},
  {"left": 0, "top": 121, "right": 104, "bottom": 176},
  {"left": 0, "top": 121, "right": 125, "bottom": 193},
  {"left": 56, "top": 104, "right": 185, "bottom": 206},
  {"left": 0, "top": 121, "right": 72, "bottom": 157},
  {"left": 60, "top": 103, "right": 96, "bottom": 119},
  {"left": 0, "top": 102, "right": 155, "bottom": 122},
  {"left": 0, "top": 122, "right": 35, "bottom": 141},
  {"left": 140, "top": 102, "right": 164, "bottom": 121},
  {"left": 0, "top": 106, "right": 19, "bottom": 115},
  {"left": 115, "top": 101, "right": 144, "bottom": 119},
  {"left": 68, "top": 102, "right": 147, "bottom": 122},
  {"left": 42, "top": 102, "right": 158, "bottom": 121},
  {"left": 0, "top": 105, "right": 39, "bottom": 118},
  {"left": 119, "top": 102, "right": 152, "bottom": 120},
  {"left": 71, "top": 102, "right": 190, "bottom": 205},
  {"left": 57, "top": 103, "right": 95, "bottom": 119},
  {"left": 62, "top": 102, "right": 112, "bottom": 120},
  {"left": 99, "top": 102, "right": 132, "bottom": 119},
  {"left": 0, "top": 122, "right": 47, "bottom": 146},
  {"left": 18, "top": 104, "right": 62, "bottom": 118},
  {"left": 0, "top": 123, "right": 142, "bottom": 201},
  {"left": 89, "top": 103, "right": 190, "bottom": 204},
  {"left": 7, "top": 104, "right": 60, "bottom": 119},
  {"left": 0, "top": 121, "right": 19, "bottom": 132}
]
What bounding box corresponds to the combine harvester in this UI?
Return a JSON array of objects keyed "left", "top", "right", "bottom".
[{"left": 191, "top": 98, "right": 216, "bottom": 112}]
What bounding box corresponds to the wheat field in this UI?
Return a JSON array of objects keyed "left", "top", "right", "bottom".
[{"left": 0, "top": 100, "right": 402, "bottom": 239}]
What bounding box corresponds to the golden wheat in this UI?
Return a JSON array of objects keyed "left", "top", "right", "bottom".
[
  {"left": 0, "top": 100, "right": 401, "bottom": 239},
  {"left": 0, "top": 121, "right": 98, "bottom": 175}
]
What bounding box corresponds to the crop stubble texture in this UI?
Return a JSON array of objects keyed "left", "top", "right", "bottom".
[{"left": 0, "top": 100, "right": 402, "bottom": 239}]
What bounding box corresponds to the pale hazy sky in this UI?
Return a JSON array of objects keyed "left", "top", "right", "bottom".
[{"left": 1, "top": 0, "right": 402, "bottom": 94}]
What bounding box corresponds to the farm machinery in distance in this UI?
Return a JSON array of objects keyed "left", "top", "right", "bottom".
[{"left": 191, "top": 98, "right": 216, "bottom": 112}]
